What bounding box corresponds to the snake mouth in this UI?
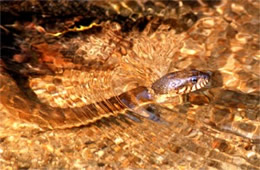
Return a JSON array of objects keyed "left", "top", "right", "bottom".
[
  {"left": 175, "top": 78, "right": 209, "bottom": 94},
  {"left": 190, "top": 77, "right": 210, "bottom": 92}
]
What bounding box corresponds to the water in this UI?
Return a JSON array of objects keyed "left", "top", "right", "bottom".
[{"left": 0, "top": 0, "right": 259, "bottom": 169}]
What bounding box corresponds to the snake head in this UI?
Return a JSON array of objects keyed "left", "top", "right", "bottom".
[{"left": 151, "top": 69, "right": 210, "bottom": 102}]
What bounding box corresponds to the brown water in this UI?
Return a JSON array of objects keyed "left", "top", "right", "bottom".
[{"left": 0, "top": 0, "right": 259, "bottom": 169}]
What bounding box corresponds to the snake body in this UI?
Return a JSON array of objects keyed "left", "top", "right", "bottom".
[{"left": 2, "top": 69, "right": 210, "bottom": 129}]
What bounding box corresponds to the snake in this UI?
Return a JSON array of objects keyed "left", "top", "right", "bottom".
[
  {"left": 1, "top": 69, "right": 210, "bottom": 130},
  {"left": 0, "top": 1, "right": 211, "bottom": 130}
]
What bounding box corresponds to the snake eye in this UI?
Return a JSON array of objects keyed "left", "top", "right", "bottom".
[{"left": 190, "top": 76, "right": 197, "bottom": 84}]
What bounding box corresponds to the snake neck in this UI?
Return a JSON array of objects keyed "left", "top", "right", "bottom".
[{"left": 119, "top": 86, "right": 154, "bottom": 108}]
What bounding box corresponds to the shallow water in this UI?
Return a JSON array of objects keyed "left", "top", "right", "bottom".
[{"left": 0, "top": 0, "right": 259, "bottom": 169}]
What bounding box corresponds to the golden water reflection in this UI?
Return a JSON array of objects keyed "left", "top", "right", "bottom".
[{"left": 0, "top": 0, "right": 259, "bottom": 169}]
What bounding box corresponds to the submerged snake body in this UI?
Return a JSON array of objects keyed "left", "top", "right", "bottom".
[{"left": 2, "top": 70, "right": 210, "bottom": 129}]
